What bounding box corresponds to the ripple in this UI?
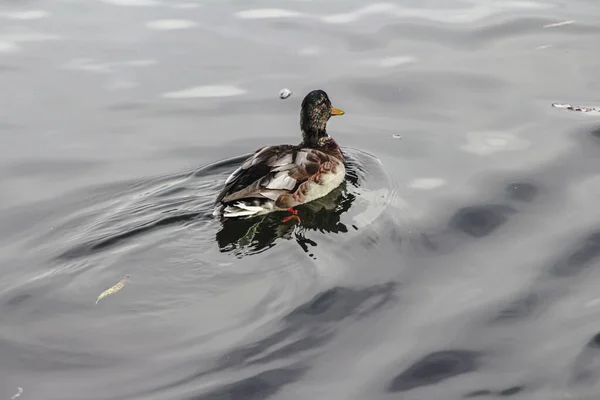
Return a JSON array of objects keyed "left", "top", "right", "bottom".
[
  {"left": 408, "top": 178, "right": 447, "bottom": 190},
  {"left": 145, "top": 19, "right": 197, "bottom": 30},
  {"left": 388, "top": 350, "right": 481, "bottom": 392},
  {"left": 0, "top": 31, "right": 60, "bottom": 54},
  {"left": 320, "top": 2, "right": 550, "bottom": 25},
  {"left": 544, "top": 20, "right": 575, "bottom": 28},
  {"left": 378, "top": 56, "right": 417, "bottom": 68},
  {"left": 505, "top": 182, "right": 539, "bottom": 202},
  {"left": 461, "top": 131, "right": 530, "bottom": 156},
  {"left": 449, "top": 204, "right": 515, "bottom": 238},
  {"left": 321, "top": 3, "right": 396, "bottom": 24},
  {"left": 162, "top": 85, "right": 247, "bottom": 99},
  {"left": 236, "top": 9, "right": 304, "bottom": 19},
  {"left": 550, "top": 231, "right": 600, "bottom": 277},
  {"left": 170, "top": 3, "right": 199, "bottom": 9},
  {"left": 357, "top": 55, "right": 417, "bottom": 68},
  {"left": 12, "top": 146, "right": 393, "bottom": 395},
  {"left": 0, "top": 41, "right": 20, "bottom": 53},
  {"left": 0, "top": 10, "right": 50, "bottom": 20},
  {"left": 61, "top": 58, "right": 157, "bottom": 73},
  {"left": 97, "top": 0, "right": 160, "bottom": 6},
  {"left": 213, "top": 148, "right": 394, "bottom": 257},
  {"left": 195, "top": 367, "right": 306, "bottom": 400},
  {"left": 298, "top": 46, "right": 322, "bottom": 56}
]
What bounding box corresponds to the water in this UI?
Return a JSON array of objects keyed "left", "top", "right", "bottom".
[{"left": 1, "top": 0, "right": 600, "bottom": 399}]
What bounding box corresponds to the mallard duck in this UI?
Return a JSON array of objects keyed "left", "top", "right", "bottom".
[{"left": 215, "top": 89, "right": 346, "bottom": 222}]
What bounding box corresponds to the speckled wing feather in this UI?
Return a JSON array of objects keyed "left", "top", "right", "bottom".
[{"left": 215, "top": 145, "right": 330, "bottom": 205}]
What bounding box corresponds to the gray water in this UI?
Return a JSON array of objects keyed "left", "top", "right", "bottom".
[{"left": 2, "top": 0, "right": 600, "bottom": 399}]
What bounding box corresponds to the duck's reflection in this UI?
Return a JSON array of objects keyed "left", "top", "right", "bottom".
[{"left": 216, "top": 181, "right": 356, "bottom": 256}]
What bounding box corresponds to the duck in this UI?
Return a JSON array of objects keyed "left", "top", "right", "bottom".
[{"left": 215, "top": 89, "right": 346, "bottom": 222}]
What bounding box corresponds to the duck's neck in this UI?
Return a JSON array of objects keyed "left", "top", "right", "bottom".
[{"left": 300, "top": 133, "right": 343, "bottom": 160}]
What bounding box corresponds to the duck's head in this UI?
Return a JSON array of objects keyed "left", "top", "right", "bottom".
[{"left": 300, "top": 89, "right": 344, "bottom": 145}]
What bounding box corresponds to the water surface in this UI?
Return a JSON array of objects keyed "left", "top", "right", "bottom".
[{"left": 2, "top": 0, "right": 600, "bottom": 399}]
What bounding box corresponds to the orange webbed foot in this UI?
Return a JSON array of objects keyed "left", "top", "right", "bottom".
[{"left": 282, "top": 208, "right": 301, "bottom": 224}]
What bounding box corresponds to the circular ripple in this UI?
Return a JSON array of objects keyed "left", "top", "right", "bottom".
[{"left": 2, "top": 147, "right": 396, "bottom": 397}]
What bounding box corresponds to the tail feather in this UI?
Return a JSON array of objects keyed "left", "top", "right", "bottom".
[{"left": 222, "top": 202, "right": 266, "bottom": 218}]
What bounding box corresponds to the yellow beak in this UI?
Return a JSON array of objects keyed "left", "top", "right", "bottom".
[{"left": 331, "top": 107, "right": 345, "bottom": 116}]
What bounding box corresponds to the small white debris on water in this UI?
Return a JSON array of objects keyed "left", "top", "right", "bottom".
[
  {"left": 552, "top": 103, "right": 599, "bottom": 113},
  {"left": 392, "top": 134, "right": 402, "bottom": 139},
  {"left": 162, "top": 85, "right": 246, "bottom": 99},
  {"left": 543, "top": 20, "right": 574, "bottom": 28},
  {"left": 145, "top": 19, "right": 197, "bottom": 30},
  {"left": 279, "top": 88, "right": 292, "bottom": 99},
  {"left": 535, "top": 44, "right": 552, "bottom": 50}
]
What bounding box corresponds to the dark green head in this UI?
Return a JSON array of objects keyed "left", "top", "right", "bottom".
[{"left": 300, "top": 90, "right": 344, "bottom": 145}]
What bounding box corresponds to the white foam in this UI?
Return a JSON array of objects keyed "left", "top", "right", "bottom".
[
  {"left": 145, "top": 19, "right": 197, "bottom": 30},
  {"left": 408, "top": 178, "right": 447, "bottom": 190},
  {"left": 236, "top": 9, "right": 303, "bottom": 19},
  {"left": 98, "top": 0, "right": 160, "bottom": 6},
  {"left": 162, "top": 85, "right": 246, "bottom": 99},
  {"left": 0, "top": 10, "right": 50, "bottom": 20}
]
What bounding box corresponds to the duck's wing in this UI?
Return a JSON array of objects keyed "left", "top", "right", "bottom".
[{"left": 215, "top": 145, "right": 333, "bottom": 205}]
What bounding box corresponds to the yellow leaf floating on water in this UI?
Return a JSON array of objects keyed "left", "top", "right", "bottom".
[{"left": 96, "top": 275, "right": 129, "bottom": 305}]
